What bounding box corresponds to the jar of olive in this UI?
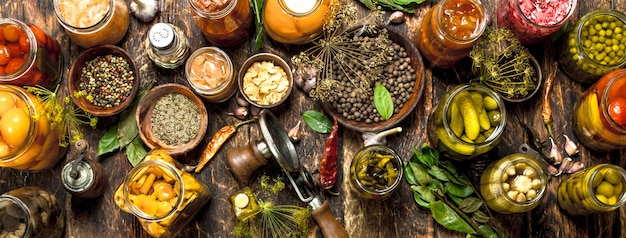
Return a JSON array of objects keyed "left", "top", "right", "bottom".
[
  {"left": 557, "top": 164, "right": 626, "bottom": 215},
  {"left": 349, "top": 145, "right": 403, "bottom": 200},
  {"left": 480, "top": 154, "right": 549, "bottom": 214},
  {"left": 427, "top": 83, "right": 507, "bottom": 160},
  {"left": 558, "top": 10, "right": 626, "bottom": 84},
  {"left": 0, "top": 187, "right": 65, "bottom": 238},
  {"left": 229, "top": 187, "right": 261, "bottom": 221}
]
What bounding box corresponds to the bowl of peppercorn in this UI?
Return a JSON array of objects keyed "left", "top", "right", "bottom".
[{"left": 68, "top": 45, "right": 140, "bottom": 116}]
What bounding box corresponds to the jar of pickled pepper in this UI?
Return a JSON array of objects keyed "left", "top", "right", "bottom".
[
  {"left": 497, "top": 0, "right": 577, "bottom": 44},
  {"left": 0, "top": 18, "right": 61, "bottom": 89},
  {"left": 557, "top": 164, "right": 626, "bottom": 215},
  {"left": 114, "top": 149, "right": 211, "bottom": 238},
  {"left": 0, "top": 187, "right": 65, "bottom": 237},
  {"left": 263, "top": 0, "right": 333, "bottom": 44},
  {"left": 413, "top": 0, "right": 487, "bottom": 68},
  {"left": 349, "top": 145, "right": 403, "bottom": 200},
  {"left": 189, "top": 0, "right": 253, "bottom": 47}
]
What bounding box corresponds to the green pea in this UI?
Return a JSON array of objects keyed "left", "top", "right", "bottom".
[
  {"left": 589, "top": 28, "right": 597, "bottom": 35},
  {"left": 606, "top": 29, "right": 613, "bottom": 36},
  {"left": 599, "top": 30, "right": 606, "bottom": 37},
  {"left": 595, "top": 24, "right": 603, "bottom": 31}
]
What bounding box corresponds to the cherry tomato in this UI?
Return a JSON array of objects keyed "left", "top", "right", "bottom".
[
  {"left": 0, "top": 45, "right": 10, "bottom": 65},
  {"left": 4, "top": 58, "right": 25, "bottom": 74},
  {"left": 0, "top": 66, "right": 5, "bottom": 74},
  {"left": 3, "top": 25, "right": 22, "bottom": 43},
  {"left": 0, "top": 107, "right": 31, "bottom": 148},
  {"left": 28, "top": 25, "right": 47, "bottom": 47},
  {"left": 0, "top": 91, "right": 17, "bottom": 115},
  {"left": 0, "top": 26, "right": 5, "bottom": 43},
  {"left": 608, "top": 97, "right": 626, "bottom": 127},
  {"left": 6, "top": 43, "right": 23, "bottom": 57},
  {"left": 18, "top": 33, "right": 29, "bottom": 52}
]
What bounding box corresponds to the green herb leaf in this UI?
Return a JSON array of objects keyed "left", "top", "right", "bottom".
[
  {"left": 459, "top": 197, "right": 483, "bottom": 213},
  {"left": 413, "top": 148, "right": 435, "bottom": 167},
  {"left": 413, "top": 191, "right": 431, "bottom": 208},
  {"left": 118, "top": 110, "right": 138, "bottom": 148},
  {"left": 302, "top": 111, "right": 333, "bottom": 133},
  {"left": 374, "top": 83, "right": 394, "bottom": 120},
  {"left": 411, "top": 185, "right": 435, "bottom": 203},
  {"left": 393, "top": 0, "right": 423, "bottom": 6},
  {"left": 472, "top": 210, "right": 491, "bottom": 224},
  {"left": 126, "top": 136, "right": 147, "bottom": 167},
  {"left": 442, "top": 169, "right": 468, "bottom": 186},
  {"left": 478, "top": 225, "right": 500, "bottom": 238},
  {"left": 449, "top": 194, "right": 463, "bottom": 206},
  {"left": 97, "top": 124, "right": 120, "bottom": 157},
  {"left": 428, "top": 201, "right": 475, "bottom": 234},
  {"left": 409, "top": 162, "right": 431, "bottom": 185},
  {"left": 404, "top": 162, "right": 418, "bottom": 185},
  {"left": 250, "top": 0, "right": 264, "bottom": 50},
  {"left": 428, "top": 167, "right": 449, "bottom": 181},
  {"left": 446, "top": 182, "right": 474, "bottom": 198}
]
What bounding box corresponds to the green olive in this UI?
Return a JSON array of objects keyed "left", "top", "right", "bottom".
[
  {"left": 602, "top": 168, "right": 623, "bottom": 185},
  {"left": 596, "top": 181, "right": 615, "bottom": 197},
  {"left": 592, "top": 172, "right": 604, "bottom": 187}
]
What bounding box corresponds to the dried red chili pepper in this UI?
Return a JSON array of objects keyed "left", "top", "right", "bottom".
[
  {"left": 320, "top": 117, "right": 339, "bottom": 189},
  {"left": 195, "top": 118, "right": 256, "bottom": 173}
]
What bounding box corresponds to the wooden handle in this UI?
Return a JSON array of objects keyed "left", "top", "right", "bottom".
[
  {"left": 311, "top": 201, "right": 349, "bottom": 238},
  {"left": 225, "top": 143, "right": 268, "bottom": 184}
]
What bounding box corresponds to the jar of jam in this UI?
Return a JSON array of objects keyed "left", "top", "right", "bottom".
[
  {"left": 413, "top": 0, "right": 487, "bottom": 68},
  {"left": 558, "top": 10, "right": 626, "bottom": 84},
  {"left": 114, "top": 149, "right": 211, "bottom": 238},
  {"left": 557, "top": 164, "right": 626, "bottom": 215},
  {"left": 188, "top": 0, "right": 253, "bottom": 47},
  {"left": 53, "top": 0, "right": 130, "bottom": 48},
  {"left": 185, "top": 47, "right": 237, "bottom": 103},
  {"left": 497, "top": 0, "right": 577, "bottom": 45},
  {"left": 427, "top": 83, "right": 506, "bottom": 160},
  {"left": 572, "top": 69, "right": 626, "bottom": 151},
  {"left": 0, "top": 18, "right": 61, "bottom": 89},
  {"left": 349, "top": 145, "right": 403, "bottom": 200},
  {"left": 0, "top": 85, "right": 65, "bottom": 171},
  {"left": 0, "top": 187, "right": 65, "bottom": 238},
  {"left": 263, "top": 0, "right": 333, "bottom": 44}
]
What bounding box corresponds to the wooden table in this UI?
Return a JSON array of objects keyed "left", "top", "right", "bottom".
[{"left": 1, "top": 0, "right": 625, "bottom": 237}]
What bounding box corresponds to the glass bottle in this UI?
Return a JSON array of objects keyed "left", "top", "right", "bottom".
[
  {"left": 0, "top": 187, "right": 65, "bottom": 237},
  {"left": 229, "top": 187, "right": 261, "bottom": 221},
  {"left": 349, "top": 145, "right": 403, "bottom": 200},
  {"left": 188, "top": 0, "right": 253, "bottom": 47},
  {"left": 557, "top": 164, "right": 626, "bottom": 215},
  {"left": 185, "top": 47, "right": 237, "bottom": 103},
  {"left": 145, "top": 23, "right": 190, "bottom": 69},
  {"left": 497, "top": 0, "right": 577, "bottom": 45},
  {"left": 263, "top": 0, "right": 333, "bottom": 44}
]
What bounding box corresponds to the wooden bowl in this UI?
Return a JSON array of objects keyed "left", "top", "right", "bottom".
[
  {"left": 238, "top": 53, "right": 293, "bottom": 108},
  {"left": 68, "top": 45, "right": 140, "bottom": 116},
  {"left": 322, "top": 26, "right": 426, "bottom": 132},
  {"left": 136, "top": 83, "right": 208, "bottom": 155}
]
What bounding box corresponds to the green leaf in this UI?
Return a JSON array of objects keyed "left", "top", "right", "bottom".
[
  {"left": 126, "top": 136, "right": 147, "bottom": 167},
  {"left": 472, "top": 210, "right": 491, "bottom": 224},
  {"left": 374, "top": 83, "right": 393, "bottom": 120},
  {"left": 409, "top": 162, "right": 431, "bottom": 185},
  {"left": 302, "top": 111, "right": 333, "bottom": 133},
  {"left": 97, "top": 125, "right": 120, "bottom": 157},
  {"left": 411, "top": 185, "right": 435, "bottom": 203},
  {"left": 428, "top": 201, "right": 475, "bottom": 234},
  {"left": 250, "top": 0, "right": 264, "bottom": 50},
  {"left": 428, "top": 167, "right": 449, "bottom": 181},
  {"left": 478, "top": 225, "right": 500, "bottom": 238},
  {"left": 449, "top": 194, "right": 463, "bottom": 206},
  {"left": 443, "top": 169, "right": 468, "bottom": 186},
  {"left": 446, "top": 182, "right": 474, "bottom": 198},
  {"left": 404, "top": 162, "right": 418, "bottom": 185},
  {"left": 393, "top": 0, "right": 423, "bottom": 6},
  {"left": 458, "top": 197, "right": 483, "bottom": 213},
  {"left": 413, "top": 191, "right": 431, "bottom": 208},
  {"left": 118, "top": 110, "right": 138, "bottom": 148}
]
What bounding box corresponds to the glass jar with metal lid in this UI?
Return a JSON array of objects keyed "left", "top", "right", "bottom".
[
  {"left": 188, "top": 0, "right": 253, "bottom": 47},
  {"left": 0, "top": 186, "right": 65, "bottom": 237},
  {"left": 557, "top": 164, "right": 626, "bottom": 215},
  {"left": 145, "top": 23, "right": 190, "bottom": 69}
]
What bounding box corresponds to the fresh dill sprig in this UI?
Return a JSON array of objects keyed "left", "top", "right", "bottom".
[{"left": 254, "top": 200, "right": 311, "bottom": 238}]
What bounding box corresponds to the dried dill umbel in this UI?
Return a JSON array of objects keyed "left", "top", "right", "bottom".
[{"left": 151, "top": 93, "right": 201, "bottom": 146}]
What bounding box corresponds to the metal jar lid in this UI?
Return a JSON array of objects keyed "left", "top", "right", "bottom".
[
  {"left": 149, "top": 23, "right": 176, "bottom": 50},
  {"left": 61, "top": 160, "right": 95, "bottom": 193}
]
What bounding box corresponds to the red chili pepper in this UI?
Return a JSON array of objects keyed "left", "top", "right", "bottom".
[{"left": 320, "top": 117, "right": 339, "bottom": 189}]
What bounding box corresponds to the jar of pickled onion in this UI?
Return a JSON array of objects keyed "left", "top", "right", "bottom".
[
  {"left": 263, "top": 0, "right": 334, "bottom": 44},
  {"left": 185, "top": 47, "right": 237, "bottom": 103},
  {"left": 189, "top": 0, "right": 253, "bottom": 47}
]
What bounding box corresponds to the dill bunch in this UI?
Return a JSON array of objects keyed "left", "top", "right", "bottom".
[{"left": 252, "top": 200, "right": 311, "bottom": 238}]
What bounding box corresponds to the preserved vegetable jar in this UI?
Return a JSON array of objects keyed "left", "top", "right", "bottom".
[
  {"left": 185, "top": 47, "right": 237, "bottom": 103},
  {"left": 558, "top": 10, "right": 626, "bottom": 84},
  {"left": 497, "top": 0, "right": 577, "bottom": 44},
  {"left": 263, "top": 0, "right": 333, "bottom": 44},
  {"left": 53, "top": 0, "right": 130, "bottom": 48},
  {"left": 572, "top": 69, "right": 626, "bottom": 151},
  {"left": 114, "top": 149, "right": 211, "bottom": 238},
  {"left": 0, "top": 187, "right": 65, "bottom": 238},
  {"left": 145, "top": 23, "right": 190, "bottom": 69},
  {"left": 349, "top": 145, "right": 403, "bottom": 200},
  {"left": 427, "top": 83, "right": 506, "bottom": 160},
  {"left": 0, "top": 18, "right": 61, "bottom": 89},
  {"left": 0, "top": 85, "right": 65, "bottom": 171},
  {"left": 413, "top": 0, "right": 487, "bottom": 68},
  {"left": 557, "top": 164, "right": 626, "bottom": 215},
  {"left": 189, "top": 0, "right": 253, "bottom": 47},
  {"left": 229, "top": 187, "right": 261, "bottom": 221}
]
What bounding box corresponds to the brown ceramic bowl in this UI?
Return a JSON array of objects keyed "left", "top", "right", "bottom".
[
  {"left": 238, "top": 53, "right": 293, "bottom": 108},
  {"left": 68, "top": 45, "right": 139, "bottom": 116},
  {"left": 136, "top": 83, "right": 208, "bottom": 155}
]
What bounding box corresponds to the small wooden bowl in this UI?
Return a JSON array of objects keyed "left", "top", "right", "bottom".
[
  {"left": 238, "top": 53, "right": 293, "bottom": 108},
  {"left": 136, "top": 83, "right": 208, "bottom": 155},
  {"left": 68, "top": 45, "right": 140, "bottom": 116}
]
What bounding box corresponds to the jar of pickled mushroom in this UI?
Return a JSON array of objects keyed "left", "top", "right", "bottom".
[
  {"left": 185, "top": 47, "right": 237, "bottom": 103},
  {"left": 263, "top": 0, "right": 333, "bottom": 44},
  {"left": 557, "top": 164, "right": 626, "bottom": 215},
  {"left": 572, "top": 69, "right": 626, "bottom": 151},
  {"left": 188, "top": 0, "right": 253, "bottom": 47},
  {"left": 413, "top": 0, "right": 487, "bottom": 68},
  {"left": 0, "top": 18, "right": 61, "bottom": 89},
  {"left": 427, "top": 83, "right": 507, "bottom": 160},
  {"left": 349, "top": 145, "right": 403, "bottom": 200},
  {"left": 0, "top": 85, "right": 65, "bottom": 171},
  {"left": 497, "top": 0, "right": 577, "bottom": 45},
  {"left": 0, "top": 187, "right": 65, "bottom": 238},
  {"left": 558, "top": 10, "right": 626, "bottom": 84},
  {"left": 114, "top": 149, "right": 211, "bottom": 238},
  {"left": 53, "top": 0, "right": 130, "bottom": 48}
]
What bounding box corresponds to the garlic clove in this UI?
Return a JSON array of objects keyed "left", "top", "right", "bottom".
[
  {"left": 130, "top": 0, "right": 159, "bottom": 22},
  {"left": 566, "top": 161, "right": 585, "bottom": 174},
  {"left": 563, "top": 134, "right": 580, "bottom": 156},
  {"left": 556, "top": 157, "right": 573, "bottom": 176},
  {"left": 386, "top": 11, "right": 405, "bottom": 25},
  {"left": 288, "top": 121, "right": 301, "bottom": 142},
  {"left": 228, "top": 107, "right": 249, "bottom": 120},
  {"left": 548, "top": 137, "right": 563, "bottom": 165}
]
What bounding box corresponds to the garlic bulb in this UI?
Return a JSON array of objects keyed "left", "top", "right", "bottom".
[{"left": 130, "top": 0, "right": 159, "bottom": 22}]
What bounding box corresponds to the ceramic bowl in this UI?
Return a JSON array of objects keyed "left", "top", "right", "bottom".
[{"left": 238, "top": 53, "right": 293, "bottom": 108}]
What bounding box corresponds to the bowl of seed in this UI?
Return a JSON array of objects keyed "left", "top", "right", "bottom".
[
  {"left": 238, "top": 53, "right": 293, "bottom": 108},
  {"left": 136, "top": 83, "right": 208, "bottom": 155},
  {"left": 68, "top": 45, "right": 140, "bottom": 116}
]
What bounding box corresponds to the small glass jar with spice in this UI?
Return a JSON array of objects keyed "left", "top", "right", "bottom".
[
  {"left": 497, "top": 0, "right": 577, "bottom": 44},
  {"left": 263, "top": 0, "right": 334, "bottom": 44},
  {"left": 188, "top": 0, "right": 253, "bottom": 47},
  {"left": 185, "top": 47, "right": 237, "bottom": 103},
  {"left": 557, "top": 164, "right": 626, "bottom": 215},
  {"left": 145, "top": 23, "right": 190, "bottom": 69},
  {"left": 349, "top": 145, "right": 403, "bottom": 200},
  {"left": 0, "top": 186, "right": 65, "bottom": 238}
]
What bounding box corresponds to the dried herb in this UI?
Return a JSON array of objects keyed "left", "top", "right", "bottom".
[
  {"left": 542, "top": 61, "right": 559, "bottom": 138},
  {"left": 320, "top": 118, "right": 339, "bottom": 189},
  {"left": 151, "top": 93, "right": 201, "bottom": 146},
  {"left": 303, "top": 110, "right": 333, "bottom": 133},
  {"left": 358, "top": 0, "right": 424, "bottom": 13},
  {"left": 374, "top": 83, "right": 393, "bottom": 120},
  {"left": 195, "top": 118, "right": 256, "bottom": 173}
]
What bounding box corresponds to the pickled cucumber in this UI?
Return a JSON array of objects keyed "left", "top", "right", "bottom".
[
  {"left": 479, "top": 108, "right": 491, "bottom": 131},
  {"left": 450, "top": 103, "right": 464, "bottom": 137},
  {"left": 483, "top": 95, "right": 498, "bottom": 110},
  {"left": 456, "top": 91, "right": 481, "bottom": 140}
]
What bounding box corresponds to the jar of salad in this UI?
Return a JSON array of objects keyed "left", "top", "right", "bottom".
[
  {"left": 557, "top": 164, "right": 626, "bottom": 215},
  {"left": 189, "top": 0, "right": 253, "bottom": 47},
  {"left": 185, "top": 47, "right": 237, "bottom": 103},
  {"left": 497, "top": 0, "right": 577, "bottom": 45},
  {"left": 0, "top": 187, "right": 65, "bottom": 237},
  {"left": 263, "top": 0, "right": 333, "bottom": 44}
]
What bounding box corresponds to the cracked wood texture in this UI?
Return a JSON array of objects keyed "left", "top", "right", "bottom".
[{"left": 1, "top": 0, "right": 626, "bottom": 237}]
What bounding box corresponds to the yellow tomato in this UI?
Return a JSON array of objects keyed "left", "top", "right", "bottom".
[
  {"left": 0, "top": 107, "right": 31, "bottom": 148},
  {"left": 0, "top": 91, "right": 17, "bottom": 115}
]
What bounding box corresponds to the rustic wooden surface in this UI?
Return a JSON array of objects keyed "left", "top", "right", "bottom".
[{"left": 1, "top": 0, "right": 626, "bottom": 237}]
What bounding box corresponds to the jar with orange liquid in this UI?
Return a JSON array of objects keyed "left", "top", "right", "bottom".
[
  {"left": 263, "top": 0, "right": 334, "bottom": 44},
  {"left": 188, "top": 0, "right": 253, "bottom": 47}
]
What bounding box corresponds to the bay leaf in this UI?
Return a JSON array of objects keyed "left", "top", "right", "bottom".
[
  {"left": 404, "top": 162, "right": 418, "bottom": 185},
  {"left": 413, "top": 191, "right": 430, "bottom": 208},
  {"left": 428, "top": 201, "right": 475, "bottom": 234},
  {"left": 446, "top": 182, "right": 474, "bottom": 198},
  {"left": 459, "top": 197, "right": 483, "bottom": 213},
  {"left": 428, "top": 166, "right": 449, "bottom": 181},
  {"left": 97, "top": 124, "right": 120, "bottom": 157},
  {"left": 472, "top": 210, "right": 491, "bottom": 224},
  {"left": 411, "top": 185, "right": 435, "bottom": 203},
  {"left": 374, "top": 83, "right": 393, "bottom": 120},
  {"left": 126, "top": 136, "right": 147, "bottom": 167},
  {"left": 478, "top": 225, "right": 500, "bottom": 238},
  {"left": 409, "top": 162, "right": 431, "bottom": 185},
  {"left": 302, "top": 110, "right": 333, "bottom": 133}
]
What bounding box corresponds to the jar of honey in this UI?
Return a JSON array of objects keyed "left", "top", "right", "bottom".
[
  {"left": 0, "top": 187, "right": 65, "bottom": 237},
  {"left": 188, "top": 0, "right": 253, "bottom": 47},
  {"left": 185, "top": 47, "right": 237, "bottom": 103},
  {"left": 263, "top": 0, "right": 334, "bottom": 44}
]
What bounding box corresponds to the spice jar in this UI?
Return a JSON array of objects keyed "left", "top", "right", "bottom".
[
  {"left": 572, "top": 69, "right": 626, "bottom": 151},
  {"left": 480, "top": 154, "right": 549, "bottom": 214},
  {"left": 349, "top": 145, "right": 403, "bottom": 200},
  {"left": 53, "top": 0, "right": 130, "bottom": 48},
  {"left": 0, "top": 85, "right": 65, "bottom": 171},
  {"left": 496, "top": 0, "right": 576, "bottom": 44},
  {"left": 185, "top": 47, "right": 237, "bottom": 103},
  {"left": 0, "top": 18, "right": 62, "bottom": 89},
  {"left": 557, "top": 164, "right": 626, "bottom": 215},
  {"left": 114, "top": 149, "right": 211, "bottom": 238},
  {"left": 229, "top": 187, "right": 261, "bottom": 221},
  {"left": 263, "top": 0, "right": 333, "bottom": 44},
  {"left": 427, "top": 83, "right": 507, "bottom": 160},
  {"left": 145, "top": 23, "right": 190, "bottom": 69},
  {"left": 558, "top": 10, "right": 626, "bottom": 84},
  {"left": 188, "top": 0, "right": 253, "bottom": 47},
  {"left": 0, "top": 187, "right": 65, "bottom": 237},
  {"left": 413, "top": 0, "right": 487, "bottom": 68}
]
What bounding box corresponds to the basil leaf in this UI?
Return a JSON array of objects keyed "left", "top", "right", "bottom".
[
  {"left": 413, "top": 191, "right": 431, "bottom": 208},
  {"left": 428, "top": 167, "right": 449, "bottom": 181},
  {"left": 446, "top": 182, "right": 474, "bottom": 198},
  {"left": 478, "top": 225, "right": 500, "bottom": 238},
  {"left": 126, "top": 136, "right": 147, "bottom": 167},
  {"left": 374, "top": 83, "right": 394, "bottom": 120},
  {"left": 303, "top": 110, "right": 333, "bottom": 133},
  {"left": 428, "top": 201, "right": 475, "bottom": 234},
  {"left": 97, "top": 124, "right": 120, "bottom": 157},
  {"left": 459, "top": 197, "right": 483, "bottom": 213},
  {"left": 409, "top": 162, "right": 431, "bottom": 185},
  {"left": 404, "top": 162, "right": 418, "bottom": 185}
]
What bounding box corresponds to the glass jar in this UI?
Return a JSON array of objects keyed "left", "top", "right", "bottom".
[
  {"left": 413, "top": 0, "right": 487, "bottom": 68},
  {"left": 0, "top": 187, "right": 65, "bottom": 237},
  {"left": 53, "top": 0, "right": 130, "bottom": 48},
  {"left": 188, "top": 0, "right": 253, "bottom": 47},
  {"left": 480, "top": 154, "right": 549, "bottom": 213},
  {"left": 229, "top": 187, "right": 261, "bottom": 221},
  {"left": 145, "top": 23, "right": 190, "bottom": 69},
  {"left": 572, "top": 69, "right": 626, "bottom": 151},
  {"left": 349, "top": 145, "right": 403, "bottom": 200},
  {"left": 114, "top": 149, "right": 211, "bottom": 238},
  {"left": 185, "top": 47, "right": 237, "bottom": 103},
  {"left": 263, "top": 0, "right": 333, "bottom": 44},
  {"left": 0, "top": 18, "right": 62, "bottom": 89},
  {"left": 497, "top": 0, "right": 576, "bottom": 45},
  {"left": 557, "top": 164, "right": 626, "bottom": 215},
  {"left": 0, "top": 85, "right": 65, "bottom": 171},
  {"left": 427, "top": 83, "right": 506, "bottom": 160},
  {"left": 558, "top": 10, "right": 626, "bottom": 84}
]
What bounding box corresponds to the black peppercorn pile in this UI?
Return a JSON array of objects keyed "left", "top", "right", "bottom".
[{"left": 79, "top": 55, "right": 134, "bottom": 108}]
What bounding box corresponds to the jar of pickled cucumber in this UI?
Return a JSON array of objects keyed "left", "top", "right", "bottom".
[
  {"left": 263, "top": 0, "right": 333, "bottom": 44},
  {"left": 427, "top": 83, "right": 507, "bottom": 160},
  {"left": 480, "top": 154, "right": 549, "bottom": 214},
  {"left": 189, "top": 0, "right": 253, "bottom": 47},
  {"left": 557, "top": 164, "right": 626, "bottom": 215},
  {"left": 349, "top": 145, "right": 403, "bottom": 200},
  {"left": 558, "top": 10, "right": 626, "bottom": 84},
  {"left": 114, "top": 149, "right": 211, "bottom": 238},
  {"left": 0, "top": 187, "right": 65, "bottom": 238}
]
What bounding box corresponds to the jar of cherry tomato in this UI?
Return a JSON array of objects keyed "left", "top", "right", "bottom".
[
  {"left": 189, "top": 0, "right": 253, "bottom": 47},
  {"left": 263, "top": 0, "right": 333, "bottom": 44},
  {"left": 0, "top": 85, "right": 65, "bottom": 171},
  {"left": 0, "top": 18, "right": 61, "bottom": 89},
  {"left": 413, "top": 0, "right": 487, "bottom": 68},
  {"left": 497, "top": 0, "right": 577, "bottom": 45}
]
